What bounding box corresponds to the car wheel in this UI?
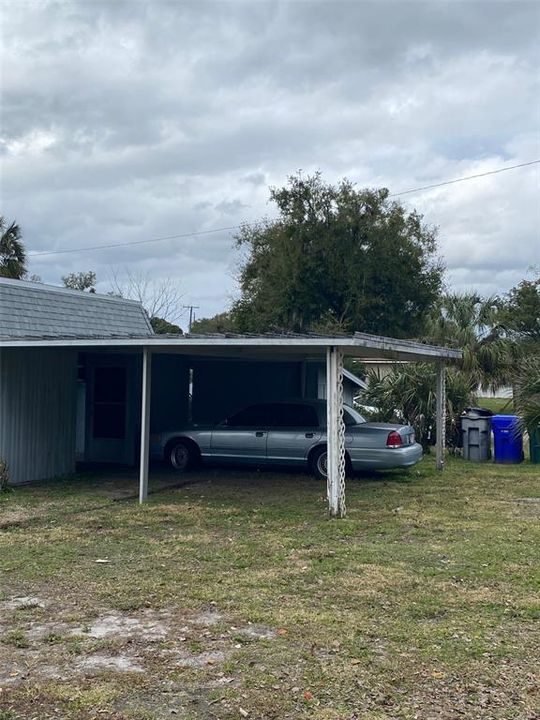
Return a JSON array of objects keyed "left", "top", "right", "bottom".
[
  {"left": 310, "top": 446, "right": 328, "bottom": 480},
  {"left": 310, "top": 447, "right": 352, "bottom": 480},
  {"left": 168, "top": 440, "right": 196, "bottom": 472}
]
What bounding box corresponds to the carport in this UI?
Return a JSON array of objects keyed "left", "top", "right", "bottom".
[
  {"left": 1, "top": 280, "right": 461, "bottom": 518},
  {"left": 132, "top": 333, "right": 461, "bottom": 517},
  {"left": 3, "top": 332, "right": 458, "bottom": 517}
]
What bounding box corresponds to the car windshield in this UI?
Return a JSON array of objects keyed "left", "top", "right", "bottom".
[{"left": 344, "top": 406, "right": 366, "bottom": 425}]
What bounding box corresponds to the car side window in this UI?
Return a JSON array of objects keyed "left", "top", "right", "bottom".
[
  {"left": 272, "top": 404, "right": 319, "bottom": 428},
  {"left": 227, "top": 404, "right": 273, "bottom": 427}
]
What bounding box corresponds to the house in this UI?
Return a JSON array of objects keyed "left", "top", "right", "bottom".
[
  {"left": 1, "top": 278, "right": 365, "bottom": 481},
  {"left": 0, "top": 277, "right": 460, "bottom": 515}
]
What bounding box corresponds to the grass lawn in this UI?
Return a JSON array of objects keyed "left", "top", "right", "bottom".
[
  {"left": 0, "top": 458, "right": 538, "bottom": 719},
  {"left": 476, "top": 397, "right": 514, "bottom": 415}
]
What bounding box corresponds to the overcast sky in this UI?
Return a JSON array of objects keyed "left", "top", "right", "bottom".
[{"left": 2, "top": 0, "right": 539, "bottom": 328}]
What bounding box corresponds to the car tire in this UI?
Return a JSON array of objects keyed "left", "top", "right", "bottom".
[
  {"left": 310, "top": 446, "right": 328, "bottom": 480},
  {"left": 168, "top": 439, "right": 197, "bottom": 472},
  {"left": 309, "top": 446, "right": 352, "bottom": 480}
]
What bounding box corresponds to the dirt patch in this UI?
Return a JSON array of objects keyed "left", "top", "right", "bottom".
[
  {"left": 0, "top": 594, "right": 279, "bottom": 694},
  {"left": 72, "top": 613, "right": 167, "bottom": 640},
  {"left": 190, "top": 609, "right": 223, "bottom": 626},
  {"left": 173, "top": 649, "right": 227, "bottom": 668},
  {"left": 0, "top": 596, "right": 46, "bottom": 611},
  {"left": 237, "top": 623, "right": 277, "bottom": 640},
  {"left": 74, "top": 653, "right": 144, "bottom": 673}
]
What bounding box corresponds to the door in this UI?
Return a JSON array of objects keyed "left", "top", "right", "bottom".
[
  {"left": 210, "top": 403, "right": 272, "bottom": 463},
  {"left": 86, "top": 361, "right": 134, "bottom": 464},
  {"left": 266, "top": 403, "right": 322, "bottom": 464}
]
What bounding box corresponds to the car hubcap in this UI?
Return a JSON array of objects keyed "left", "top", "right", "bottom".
[
  {"left": 317, "top": 452, "right": 328, "bottom": 477},
  {"left": 172, "top": 445, "right": 188, "bottom": 470}
]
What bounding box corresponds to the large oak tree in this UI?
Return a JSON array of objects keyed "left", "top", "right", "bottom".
[{"left": 231, "top": 173, "right": 444, "bottom": 337}]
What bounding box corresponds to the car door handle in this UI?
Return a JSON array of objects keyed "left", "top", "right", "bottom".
[
  {"left": 255, "top": 431, "right": 265, "bottom": 437},
  {"left": 305, "top": 432, "right": 314, "bottom": 438}
]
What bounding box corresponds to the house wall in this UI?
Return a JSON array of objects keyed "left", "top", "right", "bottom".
[
  {"left": 315, "top": 365, "right": 356, "bottom": 405},
  {"left": 0, "top": 348, "right": 78, "bottom": 485}
]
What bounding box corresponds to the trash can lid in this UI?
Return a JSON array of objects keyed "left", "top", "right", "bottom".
[
  {"left": 461, "top": 406, "right": 494, "bottom": 418},
  {"left": 492, "top": 414, "right": 520, "bottom": 429}
]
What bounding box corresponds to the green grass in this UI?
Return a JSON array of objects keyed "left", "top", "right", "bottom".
[
  {"left": 0, "top": 459, "right": 538, "bottom": 719},
  {"left": 476, "top": 396, "right": 514, "bottom": 414}
]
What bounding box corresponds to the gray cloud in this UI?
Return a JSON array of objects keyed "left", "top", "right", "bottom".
[{"left": 1, "top": 0, "right": 539, "bottom": 326}]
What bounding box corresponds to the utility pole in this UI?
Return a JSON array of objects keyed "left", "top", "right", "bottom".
[{"left": 183, "top": 304, "right": 199, "bottom": 332}]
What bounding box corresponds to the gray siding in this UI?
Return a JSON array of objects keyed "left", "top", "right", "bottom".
[
  {"left": 315, "top": 365, "right": 357, "bottom": 405},
  {"left": 0, "top": 348, "right": 77, "bottom": 485}
]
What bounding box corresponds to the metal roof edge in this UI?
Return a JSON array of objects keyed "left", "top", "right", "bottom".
[
  {"left": 353, "top": 332, "right": 462, "bottom": 360},
  {"left": 342, "top": 368, "right": 368, "bottom": 389},
  {"left": 0, "top": 333, "right": 463, "bottom": 360}
]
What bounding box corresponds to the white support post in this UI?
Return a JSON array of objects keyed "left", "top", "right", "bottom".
[
  {"left": 139, "top": 347, "right": 152, "bottom": 503},
  {"left": 326, "top": 346, "right": 346, "bottom": 518},
  {"left": 436, "top": 360, "right": 446, "bottom": 471}
]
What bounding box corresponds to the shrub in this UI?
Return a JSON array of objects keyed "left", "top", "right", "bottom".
[
  {"left": 513, "top": 353, "right": 540, "bottom": 434},
  {"left": 363, "top": 363, "right": 474, "bottom": 451},
  {"left": 0, "top": 457, "right": 10, "bottom": 492}
]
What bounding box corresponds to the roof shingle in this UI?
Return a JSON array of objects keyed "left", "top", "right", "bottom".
[{"left": 0, "top": 277, "right": 154, "bottom": 339}]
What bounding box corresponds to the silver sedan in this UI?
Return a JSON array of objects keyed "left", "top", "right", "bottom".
[{"left": 150, "top": 400, "right": 422, "bottom": 479}]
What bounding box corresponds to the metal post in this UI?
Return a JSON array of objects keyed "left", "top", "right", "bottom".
[
  {"left": 139, "top": 347, "right": 152, "bottom": 503},
  {"left": 326, "top": 346, "right": 346, "bottom": 517},
  {"left": 436, "top": 361, "right": 446, "bottom": 471}
]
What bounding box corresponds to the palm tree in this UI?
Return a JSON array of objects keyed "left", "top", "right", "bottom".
[
  {"left": 423, "top": 292, "right": 512, "bottom": 392},
  {"left": 364, "top": 363, "right": 472, "bottom": 451},
  {"left": 0, "top": 216, "right": 26, "bottom": 279},
  {"left": 513, "top": 352, "right": 540, "bottom": 434}
]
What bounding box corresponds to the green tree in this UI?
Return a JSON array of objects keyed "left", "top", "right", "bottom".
[
  {"left": 423, "top": 292, "right": 512, "bottom": 392},
  {"left": 150, "top": 317, "right": 182, "bottom": 334},
  {"left": 499, "top": 274, "right": 540, "bottom": 429},
  {"left": 499, "top": 274, "right": 540, "bottom": 342},
  {"left": 513, "top": 355, "right": 540, "bottom": 433},
  {"left": 0, "top": 216, "right": 26, "bottom": 279},
  {"left": 190, "top": 312, "right": 236, "bottom": 334},
  {"left": 62, "top": 271, "right": 97, "bottom": 292},
  {"left": 232, "top": 172, "right": 443, "bottom": 337}
]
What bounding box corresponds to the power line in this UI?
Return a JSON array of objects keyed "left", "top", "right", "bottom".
[
  {"left": 389, "top": 159, "right": 540, "bottom": 198},
  {"left": 28, "top": 159, "right": 539, "bottom": 258},
  {"left": 28, "top": 225, "right": 241, "bottom": 257}
]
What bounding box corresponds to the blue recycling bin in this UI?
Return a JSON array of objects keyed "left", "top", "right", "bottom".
[{"left": 492, "top": 415, "right": 524, "bottom": 464}]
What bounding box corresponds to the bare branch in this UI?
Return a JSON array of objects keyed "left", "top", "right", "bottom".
[{"left": 107, "top": 268, "right": 185, "bottom": 323}]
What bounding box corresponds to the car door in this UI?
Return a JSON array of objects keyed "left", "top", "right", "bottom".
[
  {"left": 210, "top": 403, "right": 272, "bottom": 463},
  {"left": 266, "top": 403, "right": 322, "bottom": 465}
]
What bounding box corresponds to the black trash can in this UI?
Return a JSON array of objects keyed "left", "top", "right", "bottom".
[{"left": 461, "top": 407, "right": 493, "bottom": 462}]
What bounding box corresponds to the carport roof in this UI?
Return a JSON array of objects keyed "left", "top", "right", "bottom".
[{"left": 0, "top": 329, "right": 462, "bottom": 362}]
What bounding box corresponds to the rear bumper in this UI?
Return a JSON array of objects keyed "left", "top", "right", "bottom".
[{"left": 349, "top": 442, "right": 423, "bottom": 470}]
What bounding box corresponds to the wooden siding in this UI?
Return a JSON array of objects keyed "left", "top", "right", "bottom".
[{"left": 0, "top": 348, "right": 77, "bottom": 485}]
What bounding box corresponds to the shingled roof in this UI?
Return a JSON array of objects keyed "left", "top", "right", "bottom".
[{"left": 0, "top": 277, "right": 154, "bottom": 339}]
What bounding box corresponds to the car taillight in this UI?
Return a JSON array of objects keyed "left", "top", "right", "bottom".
[{"left": 386, "top": 431, "right": 402, "bottom": 448}]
